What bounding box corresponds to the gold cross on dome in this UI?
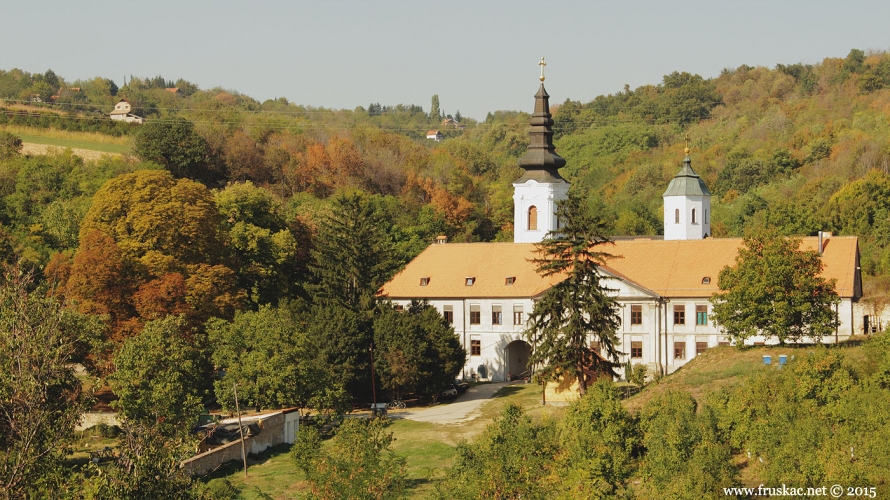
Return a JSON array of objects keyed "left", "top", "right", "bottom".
[{"left": 539, "top": 57, "right": 546, "bottom": 82}]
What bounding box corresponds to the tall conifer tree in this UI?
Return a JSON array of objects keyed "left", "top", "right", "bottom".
[{"left": 524, "top": 189, "right": 621, "bottom": 395}]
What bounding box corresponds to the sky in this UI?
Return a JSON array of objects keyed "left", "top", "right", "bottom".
[{"left": 2, "top": 0, "right": 889, "bottom": 120}]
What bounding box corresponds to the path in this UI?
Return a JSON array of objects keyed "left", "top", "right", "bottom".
[{"left": 394, "top": 382, "right": 513, "bottom": 424}]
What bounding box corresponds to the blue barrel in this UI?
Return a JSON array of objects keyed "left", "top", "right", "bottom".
[
  {"left": 778, "top": 355, "right": 788, "bottom": 365},
  {"left": 762, "top": 355, "right": 772, "bottom": 365}
]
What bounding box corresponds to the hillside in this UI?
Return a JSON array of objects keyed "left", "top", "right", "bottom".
[{"left": 622, "top": 340, "right": 869, "bottom": 412}]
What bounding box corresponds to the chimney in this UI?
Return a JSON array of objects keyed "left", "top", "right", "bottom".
[
  {"left": 436, "top": 235, "right": 447, "bottom": 244},
  {"left": 818, "top": 231, "right": 832, "bottom": 254}
]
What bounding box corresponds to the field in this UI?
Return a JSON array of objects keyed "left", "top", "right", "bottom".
[{"left": 1, "top": 124, "right": 131, "bottom": 155}]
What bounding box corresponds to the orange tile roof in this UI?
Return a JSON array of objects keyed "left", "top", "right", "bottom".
[
  {"left": 380, "top": 243, "right": 564, "bottom": 299},
  {"left": 380, "top": 236, "right": 860, "bottom": 300}
]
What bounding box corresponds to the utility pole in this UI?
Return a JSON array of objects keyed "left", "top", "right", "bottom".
[
  {"left": 233, "top": 383, "right": 248, "bottom": 478},
  {"left": 370, "top": 344, "right": 377, "bottom": 415}
]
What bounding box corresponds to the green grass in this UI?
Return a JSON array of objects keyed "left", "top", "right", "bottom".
[
  {"left": 203, "top": 383, "right": 552, "bottom": 499},
  {"left": 1, "top": 125, "right": 131, "bottom": 154},
  {"left": 622, "top": 340, "right": 870, "bottom": 412}
]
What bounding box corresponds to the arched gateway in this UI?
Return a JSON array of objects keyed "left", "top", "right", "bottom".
[{"left": 505, "top": 340, "right": 531, "bottom": 381}]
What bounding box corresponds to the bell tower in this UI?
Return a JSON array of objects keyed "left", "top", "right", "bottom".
[
  {"left": 513, "top": 58, "right": 569, "bottom": 243},
  {"left": 663, "top": 139, "right": 712, "bottom": 240}
]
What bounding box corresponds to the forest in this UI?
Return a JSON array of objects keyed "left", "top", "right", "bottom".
[{"left": 2, "top": 48, "right": 890, "bottom": 497}]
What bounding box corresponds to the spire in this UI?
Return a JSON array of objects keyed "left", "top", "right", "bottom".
[
  {"left": 663, "top": 138, "right": 711, "bottom": 197},
  {"left": 517, "top": 57, "right": 566, "bottom": 183}
]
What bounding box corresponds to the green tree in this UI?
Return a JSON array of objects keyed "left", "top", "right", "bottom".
[
  {"left": 0, "top": 271, "right": 93, "bottom": 499},
  {"left": 292, "top": 417, "right": 406, "bottom": 500},
  {"left": 79, "top": 169, "right": 224, "bottom": 275},
  {"left": 556, "top": 380, "right": 637, "bottom": 498},
  {"left": 108, "top": 315, "right": 205, "bottom": 434},
  {"left": 0, "top": 132, "right": 22, "bottom": 159},
  {"left": 373, "top": 301, "right": 465, "bottom": 400},
  {"left": 209, "top": 305, "right": 319, "bottom": 412},
  {"left": 434, "top": 404, "right": 558, "bottom": 500},
  {"left": 310, "top": 191, "right": 399, "bottom": 314},
  {"left": 133, "top": 117, "right": 222, "bottom": 185},
  {"left": 525, "top": 189, "right": 621, "bottom": 395},
  {"left": 430, "top": 94, "right": 440, "bottom": 122},
  {"left": 214, "top": 182, "right": 298, "bottom": 306},
  {"left": 710, "top": 228, "right": 840, "bottom": 345},
  {"left": 637, "top": 391, "right": 738, "bottom": 498},
  {"left": 81, "top": 421, "right": 197, "bottom": 500}
]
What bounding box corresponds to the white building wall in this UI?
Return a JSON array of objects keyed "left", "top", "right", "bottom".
[
  {"left": 663, "top": 195, "right": 711, "bottom": 240},
  {"left": 513, "top": 180, "right": 569, "bottom": 243},
  {"left": 391, "top": 297, "right": 536, "bottom": 382}
]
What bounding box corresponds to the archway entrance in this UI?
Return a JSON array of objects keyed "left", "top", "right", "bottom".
[{"left": 505, "top": 340, "right": 531, "bottom": 381}]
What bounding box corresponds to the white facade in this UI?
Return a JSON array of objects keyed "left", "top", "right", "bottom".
[
  {"left": 663, "top": 195, "right": 711, "bottom": 240},
  {"left": 512, "top": 179, "right": 569, "bottom": 243}
]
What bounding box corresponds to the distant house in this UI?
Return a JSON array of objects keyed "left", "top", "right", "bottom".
[
  {"left": 426, "top": 130, "right": 444, "bottom": 141},
  {"left": 441, "top": 118, "right": 465, "bottom": 130},
  {"left": 165, "top": 87, "right": 183, "bottom": 96},
  {"left": 109, "top": 99, "right": 143, "bottom": 124}
]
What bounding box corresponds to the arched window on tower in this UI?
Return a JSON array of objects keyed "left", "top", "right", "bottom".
[
  {"left": 675, "top": 209, "right": 680, "bottom": 224},
  {"left": 692, "top": 208, "right": 697, "bottom": 224},
  {"left": 528, "top": 206, "right": 538, "bottom": 230}
]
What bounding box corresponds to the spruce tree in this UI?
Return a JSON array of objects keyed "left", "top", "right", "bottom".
[{"left": 524, "top": 189, "right": 621, "bottom": 395}]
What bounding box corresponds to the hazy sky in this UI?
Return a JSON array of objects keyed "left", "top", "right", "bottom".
[{"left": 2, "top": 1, "right": 888, "bottom": 120}]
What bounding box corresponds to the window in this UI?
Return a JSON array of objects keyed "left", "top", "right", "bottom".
[
  {"left": 513, "top": 305, "right": 524, "bottom": 325},
  {"left": 590, "top": 340, "right": 601, "bottom": 352},
  {"left": 673, "top": 305, "right": 685, "bottom": 325},
  {"left": 470, "top": 339, "right": 481, "bottom": 356},
  {"left": 696, "top": 305, "right": 708, "bottom": 325},
  {"left": 470, "top": 304, "right": 481, "bottom": 325},
  {"left": 692, "top": 208, "right": 697, "bottom": 224},
  {"left": 718, "top": 341, "right": 731, "bottom": 347},
  {"left": 705, "top": 208, "right": 709, "bottom": 224},
  {"left": 528, "top": 206, "right": 538, "bottom": 230},
  {"left": 394, "top": 304, "right": 404, "bottom": 312},
  {"left": 492, "top": 305, "right": 502, "bottom": 325},
  {"left": 465, "top": 277, "right": 475, "bottom": 286},
  {"left": 631, "top": 341, "right": 643, "bottom": 358},
  {"left": 696, "top": 341, "right": 709, "bottom": 355},
  {"left": 443, "top": 305, "right": 453, "bottom": 325},
  {"left": 630, "top": 305, "right": 642, "bottom": 325},
  {"left": 701, "top": 276, "right": 711, "bottom": 284},
  {"left": 674, "top": 341, "right": 686, "bottom": 360},
  {"left": 675, "top": 208, "right": 680, "bottom": 224},
  {"left": 420, "top": 277, "right": 430, "bottom": 286},
  {"left": 505, "top": 276, "right": 515, "bottom": 286}
]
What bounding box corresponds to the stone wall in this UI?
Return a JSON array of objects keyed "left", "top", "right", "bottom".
[{"left": 181, "top": 410, "right": 299, "bottom": 476}]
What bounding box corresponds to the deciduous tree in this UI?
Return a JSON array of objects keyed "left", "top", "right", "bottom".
[
  {"left": 0, "top": 271, "right": 93, "bottom": 499},
  {"left": 710, "top": 228, "right": 839, "bottom": 345}
]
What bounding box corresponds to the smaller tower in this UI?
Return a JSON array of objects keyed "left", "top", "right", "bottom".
[
  {"left": 663, "top": 139, "right": 711, "bottom": 240},
  {"left": 513, "top": 58, "right": 569, "bottom": 243}
]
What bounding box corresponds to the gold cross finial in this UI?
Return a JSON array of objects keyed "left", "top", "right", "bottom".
[
  {"left": 539, "top": 57, "right": 546, "bottom": 82},
  {"left": 684, "top": 134, "right": 690, "bottom": 155}
]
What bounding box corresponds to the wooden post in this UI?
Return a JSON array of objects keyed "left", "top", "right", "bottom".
[
  {"left": 370, "top": 344, "right": 377, "bottom": 415},
  {"left": 233, "top": 383, "right": 248, "bottom": 478}
]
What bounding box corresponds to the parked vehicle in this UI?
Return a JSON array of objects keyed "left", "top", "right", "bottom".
[
  {"left": 441, "top": 386, "right": 458, "bottom": 398},
  {"left": 453, "top": 379, "right": 470, "bottom": 394}
]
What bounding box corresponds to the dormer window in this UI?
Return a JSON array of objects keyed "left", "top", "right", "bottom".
[
  {"left": 505, "top": 276, "right": 515, "bottom": 286},
  {"left": 420, "top": 277, "right": 430, "bottom": 286},
  {"left": 701, "top": 276, "right": 711, "bottom": 284},
  {"left": 465, "top": 277, "right": 475, "bottom": 286}
]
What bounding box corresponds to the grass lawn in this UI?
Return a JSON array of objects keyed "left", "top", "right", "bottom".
[
  {"left": 202, "top": 382, "right": 552, "bottom": 499},
  {"left": 1, "top": 124, "right": 131, "bottom": 154}
]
